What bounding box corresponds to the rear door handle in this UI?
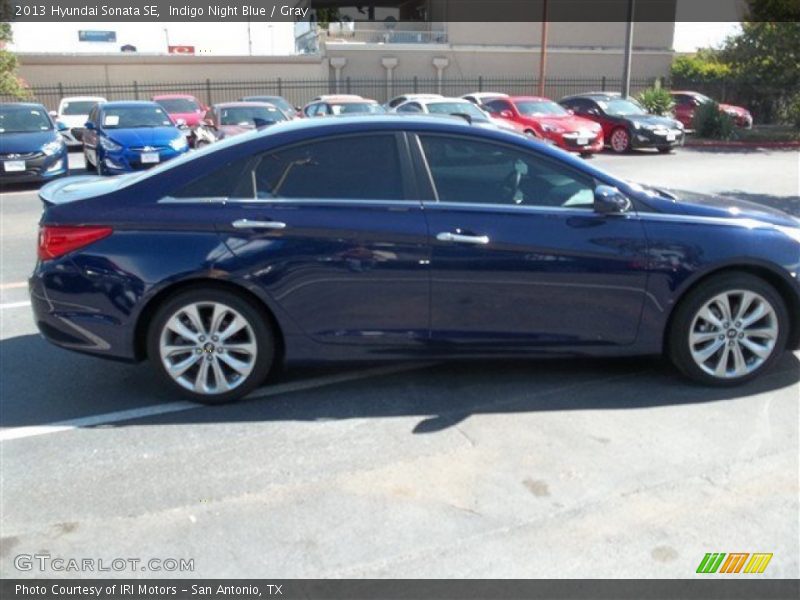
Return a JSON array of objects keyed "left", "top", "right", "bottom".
[
  {"left": 436, "top": 232, "right": 489, "bottom": 245},
  {"left": 231, "top": 219, "right": 287, "bottom": 230}
]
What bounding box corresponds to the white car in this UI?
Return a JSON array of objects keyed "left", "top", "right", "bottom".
[
  {"left": 461, "top": 92, "right": 509, "bottom": 106},
  {"left": 51, "top": 96, "right": 106, "bottom": 148},
  {"left": 385, "top": 93, "right": 444, "bottom": 110},
  {"left": 392, "top": 97, "right": 519, "bottom": 134}
]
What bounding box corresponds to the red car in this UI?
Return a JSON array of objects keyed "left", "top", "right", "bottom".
[
  {"left": 670, "top": 91, "right": 753, "bottom": 129},
  {"left": 483, "top": 96, "right": 604, "bottom": 156},
  {"left": 151, "top": 94, "right": 208, "bottom": 128}
]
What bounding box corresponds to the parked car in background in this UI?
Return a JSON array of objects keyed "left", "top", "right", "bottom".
[
  {"left": 238, "top": 95, "right": 297, "bottom": 120},
  {"left": 191, "top": 102, "right": 287, "bottom": 147},
  {"left": 483, "top": 96, "right": 604, "bottom": 157},
  {"left": 0, "top": 102, "right": 68, "bottom": 184},
  {"left": 461, "top": 92, "right": 508, "bottom": 106},
  {"left": 30, "top": 116, "right": 800, "bottom": 403},
  {"left": 670, "top": 91, "right": 753, "bottom": 129},
  {"left": 51, "top": 96, "right": 106, "bottom": 148},
  {"left": 82, "top": 101, "right": 189, "bottom": 175},
  {"left": 392, "top": 97, "right": 520, "bottom": 133},
  {"left": 152, "top": 94, "right": 207, "bottom": 128},
  {"left": 302, "top": 96, "right": 385, "bottom": 117},
  {"left": 385, "top": 93, "right": 443, "bottom": 110},
  {"left": 560, "top": 93, "right": 685, "bottom": 153}
]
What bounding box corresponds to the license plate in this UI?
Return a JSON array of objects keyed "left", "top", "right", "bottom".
[
  {"left": 577, "top": 137, "right": 589, "bottom": 145},
  {"left": 666, "top": 133, "right": 676, "bottom": 142},
  {"left": 3, "top": 160, "right": 25, "bottom": 172},
  {"left": 141, "top": 152, "right": 160, "bottom": 164}
]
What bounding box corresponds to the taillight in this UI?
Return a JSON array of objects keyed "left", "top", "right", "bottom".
[{"left": 37, "top": 225, "right": 113, "bottom": 261}]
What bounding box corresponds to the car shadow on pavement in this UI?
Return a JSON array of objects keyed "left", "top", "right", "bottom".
[{"left": 2, "top": 332, "right": 798, "bottom": 433}]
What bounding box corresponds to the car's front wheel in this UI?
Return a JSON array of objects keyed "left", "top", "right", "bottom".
[
  {"left": 609, "top": 127, "right": 631, "bottom": 153},
  {"left": 146, "top": 288, "right": 275, "bottom": 404},
  {"left": 668, "top": 273, "right": 788, "bottom": 385}
]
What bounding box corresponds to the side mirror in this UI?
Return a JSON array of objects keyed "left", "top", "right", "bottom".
[
  {"left": 56, "top": 121, "right": 69, "bottom": 131},
  {"left": 594, "top": 185, "right": 632, "bottom": 214},
  {"left": 500, "top": 110, "right": 513, "bottom": 119},
  {"left": 49, "top": 110, "right": 58, "bottom": 118},
  {"left": 174, "top": 118, "right": 187, "bottom": 127},
  {"left": 253, "top": 117, "right": 271, "bottom": 129},
  {"left": 84, "top": 121, "right": 95, "bottom": 130}
]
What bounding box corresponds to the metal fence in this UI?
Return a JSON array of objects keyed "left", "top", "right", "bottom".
[{"left": 3, "top": 76, "right": 660, "bottom": 111}]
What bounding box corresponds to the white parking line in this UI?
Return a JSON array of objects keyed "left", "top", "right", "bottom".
[
  {"left": 0, "top": 281, "right": 28, "bottom": 290},
  {"left": 0, "top": 190, "right": 38, "bottom": 197},
  {"left": 0, "top": 301, "right": 31, "bottom": 310},
  {"left": 0, "top": 362, "right": 433, "bottom": 442}
]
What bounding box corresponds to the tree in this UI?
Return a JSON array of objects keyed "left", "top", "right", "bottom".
[{"left": 0, "top": 22, "right": 30, "bottom": 99}]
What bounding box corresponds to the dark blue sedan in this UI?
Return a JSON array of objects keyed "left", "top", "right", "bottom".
[
  {"left": 0, "top": 102, "right": 68, "bottom": 184},
  {"left": 30, "top": 116, "right": 800, "bottom": 403},
  {"left": 82, "top": 101, "right": 189, "bottom": 175}
]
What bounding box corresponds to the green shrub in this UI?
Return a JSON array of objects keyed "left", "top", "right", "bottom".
[
  {"left": 637, "top": 87, "right": 675, "bottom": 116},
  {"left": 692, "top": 101, "right": 736, "bottom": 139},
  {"left": 783, "top": 93, "right": 800, "bottom": 129}
]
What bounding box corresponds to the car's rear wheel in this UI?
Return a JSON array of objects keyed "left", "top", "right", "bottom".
[
  {"left": 668, "top": 273, "right": 788, "bottom": 386},
  {"left": 146, "top": 288, "right": 275, "bottom": 404},
  {"left": 610, "top": 127, "right": 631, "bottom": 153}
]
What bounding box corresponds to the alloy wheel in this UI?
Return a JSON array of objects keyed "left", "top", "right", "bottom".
[
  {"left": 610, "top": 128, "right": 629, "bottom": 153},
  {"left": 159, "top": 301, "right": 258, "bottom": 395},
  {"left": 688, "top": 290, "right": 779, "bottom": 379}
]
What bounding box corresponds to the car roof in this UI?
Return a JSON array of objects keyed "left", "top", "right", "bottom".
[
  {"left": 312, "top": 94, "right": 364, "bottom": 101},
  {"left": 561, "top": 93, "right": 621, "bottom": 101},
  {"left": 320, "top": 97, "right": 379, "bottom": 104},
  {"left": 508, "top": 96, "right": 553, "bottom": 102},
  {"left": 213, "top": 101, "right": 279, "bottom": 109},
  {"left": 1, "top": 101, "right": 47, "bottom": 108},
  {"left": 462, "top": 92, "right": 508, "bottom": 98},
  {"left": 98, "top": 101, "right": 163, "bottom": 108},
  {"left": 59, "top": 96, "right": 106, "bottom": 102},
  {"left": 152, "top": 94, "right": 200, "bottom": 100}
]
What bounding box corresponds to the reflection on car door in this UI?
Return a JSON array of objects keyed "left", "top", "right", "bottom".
[
  {"left": 166, "top": 133, "right": 431, "bottom": 348},
  {"left": 413, "top": 133, "right": 650, "bottom": 350}
]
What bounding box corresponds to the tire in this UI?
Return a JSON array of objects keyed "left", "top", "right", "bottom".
[
  {"left": 609, "top": 127, "right": 631, "bottom": 153},
  {"left": 668, "top": 273, "right": 788, "bottom": 386},
  {"left": 84, "top": 150, "right": 96, "bottom": 172},
  {"left": 146, "top": 287, "right": 276, "bottom": 404},
  {"left": 657, "top": 146, "right": 674, "bottom": 154}
]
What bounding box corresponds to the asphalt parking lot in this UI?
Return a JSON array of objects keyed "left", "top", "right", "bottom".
[{"left": 1, "top": 147, "right": 798, "bottom": 579}]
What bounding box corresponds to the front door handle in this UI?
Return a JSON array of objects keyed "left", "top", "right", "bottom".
[
  {"left": 231, "top": 219, "right": 287, "bottom": 230},
  {"left": 436, "top": 232, "right": 490, "bottom": 245}
]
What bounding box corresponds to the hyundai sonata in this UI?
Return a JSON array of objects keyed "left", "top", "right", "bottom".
[{"left": 30, "top": 116, "right": 800, "bottom": 403}]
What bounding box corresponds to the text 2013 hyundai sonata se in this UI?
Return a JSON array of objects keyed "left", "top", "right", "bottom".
[{"left": 30, "top": 116, "right": 800, "bottom": 403}]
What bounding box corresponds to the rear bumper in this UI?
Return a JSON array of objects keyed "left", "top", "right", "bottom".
[{"left": 29, "top": 259, "right": 140, "bottom": 361}]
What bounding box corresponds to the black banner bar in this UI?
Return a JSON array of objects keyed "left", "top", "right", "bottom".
[
  {"left": 4, "top": 0, "right": 793, "bottom": 23},
  {"left": 2, "top": 579, "right": 800, "bottom": 600}
]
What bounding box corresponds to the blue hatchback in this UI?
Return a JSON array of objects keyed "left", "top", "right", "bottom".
[
  {"left": 82, "top": 101, "right": 189, "bottom": 175},
  {"left": 0, "top": 102, "right": 68, "bottom": 184},
  {"left": 30, "top": 116, "right": 800, "bottom": 403}
]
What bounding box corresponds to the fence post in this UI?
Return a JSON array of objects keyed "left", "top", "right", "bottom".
[
  {"left": 478, "top": 75, "right": 483, "bottom": 92},
  {"left": 346, "top": 77, "right": 351, "bottom": 94},
  {"left": 133, "top": 81, "right": 139, "bottom": 100},
  {"left": 205, "top": 78, "right": 212, "bottom": 105},
  {"left": 57, "top": 82, "right": 64, "bottom": 101},
  {"left": 601, "top": 76, "right": 606, "bottom": 92},
  {"left": 278, "top": 77, "right": 282, "bottom": 96},
  {"left": 413, "top": 76, "right": 418, "bottom": 93}
]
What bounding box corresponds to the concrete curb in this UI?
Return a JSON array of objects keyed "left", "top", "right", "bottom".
[{"left": 684, "top": 139, "right": 800, "bottom": 149}]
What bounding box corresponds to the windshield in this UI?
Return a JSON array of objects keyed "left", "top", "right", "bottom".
[
  {"left": 61, "top": 101, "right": 99, "bottom": 115},
  {"left": 514, "top": 100, "right": 569, "bottom": 116},
  {"left": 101, "top": 106, "right": 173, "bottom": 129},
  {"left": 243, "top": 97, "right": 294, "bottom": 115},
  {"left": 156, "top": 98, "right": 201, "bottom": 113},
  {"left": 219, "top": 106, "right": 286, "bottom": 126},
  {"left": 0, "top": 106, "right": 52, "bottom": 133},
  {"left": 427, "top": 102, "right": 487, "bottom": 120},
  {"left": 329, "top": 103, "right": 384, "bottom": 115},
  {"left": 693, "top": 93, "right": 713, "bottom": 104},
  {"left": 598, "top": 98, "right": 647, "bottom": 116}
]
